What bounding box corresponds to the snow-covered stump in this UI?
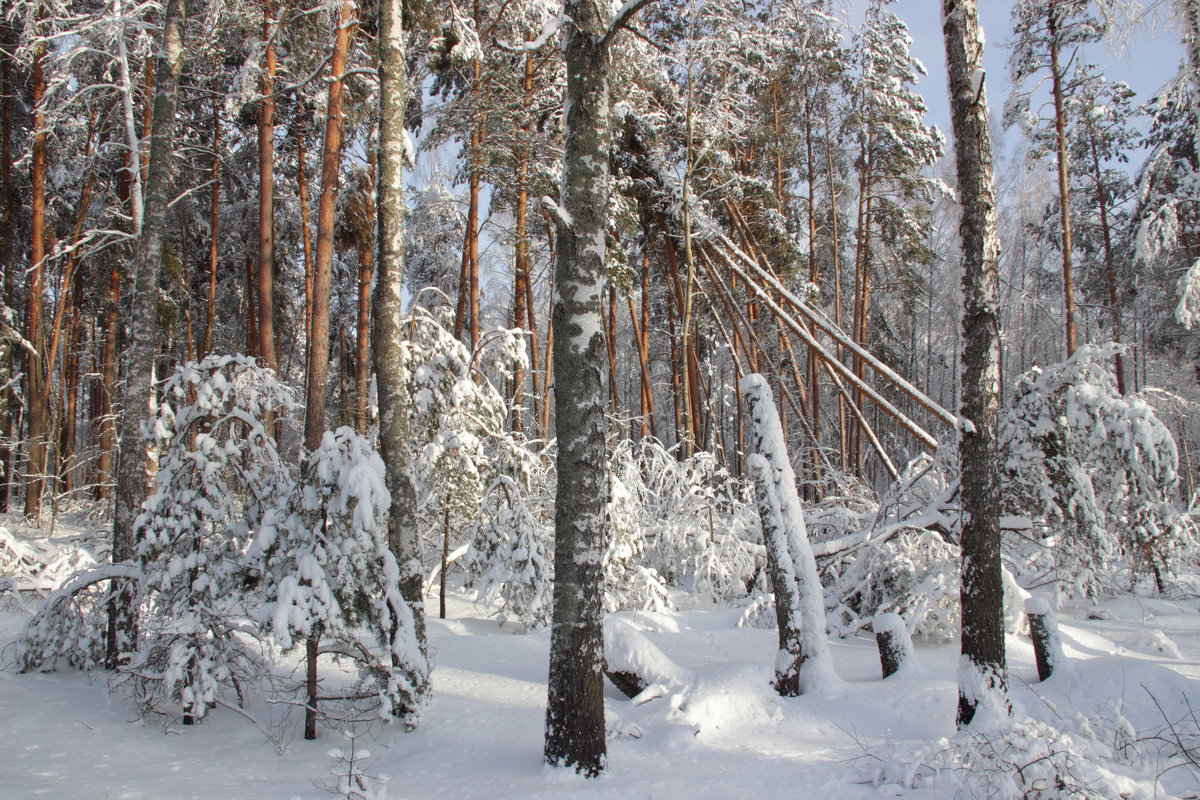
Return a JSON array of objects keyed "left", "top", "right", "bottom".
[
  {"left": 873, "top": 613, "right": 914, "bottom": 678},
  {"left": 1025, "top": 597, "right": 1064, "bottom": 681},
  {"left": 742, "top": 374, "right": 839, "bottom": 696}
]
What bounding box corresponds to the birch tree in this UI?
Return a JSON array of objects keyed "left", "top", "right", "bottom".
[
  {"left": 942, "top": 0, "right": 1009, "bottom": 728},
  {"left": 543, "top": 0, "right": 648, "bottom": 777},
  {"left": 373, "top": 0, "right": 430, "bottom": 713},
  {"left": 107, "top": 0, "right": 188, "bottom": 670}
]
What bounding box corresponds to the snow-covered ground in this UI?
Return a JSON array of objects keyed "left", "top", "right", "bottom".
[{"left": 3, "top": 517, "right": 1200, "bottom": 799}]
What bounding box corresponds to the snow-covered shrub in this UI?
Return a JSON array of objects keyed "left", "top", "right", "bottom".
[
  {"left": 17, "top": 564, "right": 140, "bottom": 672},
  {"left": 1, "top": 528, "right": 99, "bottom": 612},
  {"left": 823, "top": 456, "right": 957, "bottom": 639},
  {"left": 606, "top": 459, "right": 672, "bottom": 613},
  {"left": 465, "top": 475, "right": 553, "bottom": 629},
  {"left": 829, "top": 529, "right": 961, "bottom": 640},
  {"left": 859, "top": 719, "right": 1128, "bottom": 800},
  {"left": 608, "top": 438, "right": 761, "bottom": 605},
  {"left": 391, "top": 303, "right": 530, "bottom": 573},
  {"left": 251, "top": 427, "right": 426, "bottom": 725},
  {"left": 129, "top": 355, "right": 296, "bottom": 720},
  {"left": 1001, "top": 345, "right": 1187, "bottom": 593}
]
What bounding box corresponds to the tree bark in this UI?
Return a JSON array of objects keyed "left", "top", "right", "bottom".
[
  {"left": 373, "top": 0, "right": 429, "bottom": 711},
  {"left": 203, "top": 89, "right": 220, "bottom": 357},
  {"left": 942, "top": 0, "right": 1010, "bottom": 728},
  {"left": 1048, "top": 3, "right": 1078, "bottom": 358},
  {"left": 108, "top": 0, "right": 188, "bottom": 669},
  {"left": 302, "top": 0, "right": 358, "bottom": 739},
  {"left": 256, "top": 0, "right": 279, "bottom": 371},
  {"left": 25, "top": 35, "right": 49, "bottom": 521},
  {"left": 544, "top": 0, "right": 610, "bottom": 776}
]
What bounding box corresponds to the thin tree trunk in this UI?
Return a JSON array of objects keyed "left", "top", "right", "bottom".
[
  {"left": 302, "top": 0, "right": 358, "bottom": 740},
  {"left": 25, "top": 35, "right": 49, "bottom": 521},
  {"left": 256, "top": 0, "right": 278, "bottom": 371},
  {"left": 374, "top": 0, "right": 429, "bottom": 715},
  {"left": 1088, "top": 136, "right": 1125, "bottom": 392},
  {"left": 203, "top": 89, "right": 220, "bottom": 356},
  {"left": 0, "top": 27, "right": 15, "bottom": 511},
  {"left": 244, "top": 256, "right": 258, "bottom": 357},
  {"left": 1048, "top": 3, "right": 1078, "bottom": 357},
  {"left": 296, "top": 121, "right": 314, "bottom": 344},
  {"left": 108, "top": 0, "right": 188, "bottom": 669},
  {"left": 942, "top": 0, "right": 1009, "bottom": 728},
  {"left": 354, "top": 225, "right": 371, "bottom": 434}
]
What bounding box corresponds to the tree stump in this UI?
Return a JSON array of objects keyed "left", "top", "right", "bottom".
[
  {"left": 873, "top": 612, "right": 914, "bottom": 678},
  {"left": 1025, "top": 597, "right": 1064, "bottom": 681}
]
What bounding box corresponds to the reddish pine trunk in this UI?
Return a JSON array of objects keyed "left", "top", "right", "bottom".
[
  {"left": 25, "top": 38, "right": 49, "bottom": 521},
  {"left": 257, "top": 0, "right": 278, "bottom": 371},
  {"left": 304, "top": 0, "right": 358, "bottom": 740}
]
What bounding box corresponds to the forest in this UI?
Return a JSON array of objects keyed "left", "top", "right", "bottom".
[{"left": 1, "top": 0, "right": 1200, "bottom": 797}]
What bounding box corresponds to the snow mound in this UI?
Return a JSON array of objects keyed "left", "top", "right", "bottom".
[
  {"left": 604, "top": 617, "right": 695, "bottom": 689},
  {"left": 1122, "top": 629, "right": 1183, "bottom": 660}
]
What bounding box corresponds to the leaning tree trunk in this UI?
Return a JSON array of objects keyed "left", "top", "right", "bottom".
[
  {"left": 743, "top": 373, "right": 838, "bottom": 696},
  {"left": 942, "top": 0, "right": 1009, "bottom": 728},
  {"left": 543, "top": 0, "right": 611, "bottom": 777},
  {"left": 107, "top": 0, "right": 188, "bottom": 670},
  {"left": 302, "top": 0, "right": 357, "bottom": 741}
]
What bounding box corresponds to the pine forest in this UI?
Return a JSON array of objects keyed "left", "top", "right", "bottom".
[{"left": 2, "top": 0, "right": 1200, "bottom": 797}]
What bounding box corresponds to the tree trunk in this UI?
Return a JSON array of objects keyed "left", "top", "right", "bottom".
[
  {"left": 203, "top": 89, "right": 220, "bottom": 356},
  {"left": 256, "top": 0, "right": 279, "bottom": 371},
  {"left": 373, "top": 0, "right": 429, "bottom": 714},
  {"left": 302, "top": 0, "right": 358, "bottom": 739},
  {"left": 25, "top": 36, "right": 49, "bottom": 521},
  {"left": 942, "top": 0, "right": 1009, "bottom": 728},
  {"left": 743, "top": 374, "right": 838, "bottom": 695},
  {"left": 108, "top": 0, "right": 188, "bottom": 669},
  {"left": 1048, "top": 3, "right": 1078, "bottom": 358},
  {"left": 544, "top": 0, "right": 610, "bottom": 776},
  {"left": 0, "top": 29, "right": 14, "bottom": 512}
]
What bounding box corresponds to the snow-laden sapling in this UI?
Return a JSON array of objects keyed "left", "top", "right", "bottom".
[
  {"left": 252, "top": 427, "right": 427, "bottom": 736},
  {"left": 389, "top": 304, "right": 533, "bottom": 585},
  {"left": 319, "top": 727, "right": 390, "bottom": 800},
  {"left": 605, "top": 462, "right": 671, "bottom": 614},
  {"left": 1001, "top": 345, "right": 1187, "bottom": 593},
  {"left": 611, "top": 438, "right": 761, "bottom": 604},
  {"left": 129, "top": 355, "right": 295, "bottom": 722},
  {"left": 465, "top": 475, "right": 553, "bottom": 629}
]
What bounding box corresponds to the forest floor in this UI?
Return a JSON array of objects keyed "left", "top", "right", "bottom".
[{"left": 2, "top": 515, "right": 1200, "bottom": 799}]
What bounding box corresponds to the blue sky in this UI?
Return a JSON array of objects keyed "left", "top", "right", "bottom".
[{"left": 879, "top": 0, "right": 1185, "bottom": 140}]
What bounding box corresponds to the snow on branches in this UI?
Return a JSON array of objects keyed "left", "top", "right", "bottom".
[
  {"left": 1001, "top": 345, "right": 1189, "bottom": 593},
  {"left": 251, "top": 427, "right": 426, "bottom": 726}
]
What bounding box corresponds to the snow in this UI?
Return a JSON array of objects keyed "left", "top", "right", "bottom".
[
  {"left": 5, "top": 514, "right": 1200, "bottom": 799},
  {"left": 1, "top": 568, "right": 1200, "bottom": 796}
]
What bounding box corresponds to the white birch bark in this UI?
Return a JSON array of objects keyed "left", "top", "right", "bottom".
[{"left": 372, "top": 0, "right": 430, "bottom": 715}]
